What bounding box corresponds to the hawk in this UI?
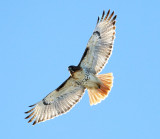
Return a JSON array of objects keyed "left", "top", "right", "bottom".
[{"left": 25, "top": 10, "right": 117, "bottom": 125}]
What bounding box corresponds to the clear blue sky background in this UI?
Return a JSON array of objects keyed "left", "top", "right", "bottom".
[{"left": 0, "top": 0, "right": 160, "bottom": 139}]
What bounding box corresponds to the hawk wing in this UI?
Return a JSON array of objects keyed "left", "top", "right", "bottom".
[
  {"left": 25, "top": 77, "right": 85, "bottom": 125},
  {"left": 78, "top": 10, "right": 117, "bottom": 74}
]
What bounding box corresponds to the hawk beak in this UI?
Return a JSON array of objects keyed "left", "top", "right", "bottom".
[{"left": 68, "top": 67, "right": 73, "bottom": 72}]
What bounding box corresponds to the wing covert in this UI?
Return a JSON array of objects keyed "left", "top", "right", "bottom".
[{"left": 79, "top": 10, "right": 117, "bottom": 74}]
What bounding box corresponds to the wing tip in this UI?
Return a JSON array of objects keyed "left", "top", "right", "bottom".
[
  {"left": 100, "top": 10, "right": 105, "bottom": 21},
  {"left": 112, "top": 15, "right": 117, "bottom": 21},
  {"left": 25, "top": 107, "right": 35, "bottom": 114},
  {"left": 29, "top": 104, "right": 36, "bottom": 107},
  {"left": 97, "top": 9, "right": 117, "bottom": 24},
  {"left": 32, "top": 120, "right": 37, "bottom": 125}
]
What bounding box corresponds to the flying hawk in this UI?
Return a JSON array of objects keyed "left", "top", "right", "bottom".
[{"left": 25, "top": 10, "right": 117, "bottom": 125}]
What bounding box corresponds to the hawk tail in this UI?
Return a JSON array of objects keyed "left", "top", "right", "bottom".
[{"left": 88, "top": 73, "right": 113, "bottom": 105}]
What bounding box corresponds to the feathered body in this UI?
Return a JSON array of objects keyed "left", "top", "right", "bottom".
[
  {"left": 25, "top": 10, "right": 117, "bottom": 125},
  {"left": 69, "top": 66, "right": 101, "bottom": 89}
]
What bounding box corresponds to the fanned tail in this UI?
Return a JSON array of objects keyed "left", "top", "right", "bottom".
[{"left": 88, "top": 73, "right": 113, "bottom": 105}]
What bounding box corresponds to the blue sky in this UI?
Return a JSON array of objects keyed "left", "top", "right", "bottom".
[{"left": 0, "top": 0, "right": 160, "bottom": 139}]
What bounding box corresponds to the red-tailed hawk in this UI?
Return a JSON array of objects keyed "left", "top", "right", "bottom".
[{"left": 25, "top": 10, "right": 117, "bottom": 125}]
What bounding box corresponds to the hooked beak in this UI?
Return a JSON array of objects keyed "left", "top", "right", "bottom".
[{"left": 68, "top": 67, "right": 74, "bottom": 73}]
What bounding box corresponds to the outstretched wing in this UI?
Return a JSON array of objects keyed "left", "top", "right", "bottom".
[
  {"left": 78, "top": 10, "right": 117, "bottom": 74},
  {"left": 25, "top": 77, "right": 85, "bottom": 125}
]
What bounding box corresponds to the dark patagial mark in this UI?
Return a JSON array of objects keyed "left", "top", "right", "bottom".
[
  {"left": 78, "top": 47, "right": 89, "bottom": 66},
  {"left": 93, "top": 31, "right": 101, "bottom": 39},
  {"left": 42, "top": 99, "right": 50, "bottom": 105},
  {"left": 56, "top": 77, "right": 71, "bottom": 91}
]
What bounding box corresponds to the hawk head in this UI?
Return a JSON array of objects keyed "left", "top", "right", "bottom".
[{"left": 68, "top": 65, "right": 81, "bottom": 75}]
